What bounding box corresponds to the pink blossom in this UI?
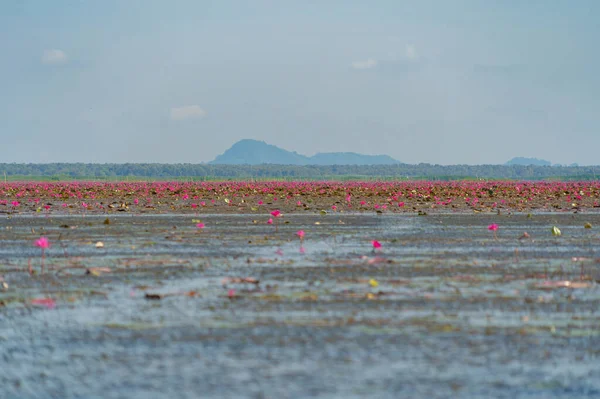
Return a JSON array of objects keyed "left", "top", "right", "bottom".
[
  {"left": 488, "top": 224, "right": 499, "bottom": 231},
  {"left": 372, "top": 240, "right": 382, "bottom": 249},
  {"left": 35, "top": 236, "right": 50, "bottom": 249},
  {"left": 270, "top": 210, "right": 281, "bottom": 218}
]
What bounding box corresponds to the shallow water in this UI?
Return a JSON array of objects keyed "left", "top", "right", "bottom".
[{"left": 1, "top": 213, "right": 599, "bottom": 398}]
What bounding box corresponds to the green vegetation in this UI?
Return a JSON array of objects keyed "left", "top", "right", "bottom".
[{"left": 0, "top": 163, "right": 598, "bottom": 181}]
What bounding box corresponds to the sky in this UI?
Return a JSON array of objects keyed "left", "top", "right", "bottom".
[{"left": 1, "top": 0, "right": 599, "bottom": 165}]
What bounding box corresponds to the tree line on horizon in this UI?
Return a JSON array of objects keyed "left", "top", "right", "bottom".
[{"left": 0, "top": 163, "right": 598, "bottom": 181}]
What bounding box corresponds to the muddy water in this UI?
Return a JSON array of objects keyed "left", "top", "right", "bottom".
[{"left": 1, "top": 213, "right": 599, "bottom": 398}]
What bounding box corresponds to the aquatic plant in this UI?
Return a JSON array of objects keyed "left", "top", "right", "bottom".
[
  {"left": 34, "top": 236, "right": 50, "bottom": 273},
  {"left": 0, "top": 181, "right": 598, "bottom": 215},
  {"left": 488, "top": 224, "right": 499, "bottom": 240}
]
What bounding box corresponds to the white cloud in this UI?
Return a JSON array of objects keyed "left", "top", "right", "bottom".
[
  {"left": 42, "top": 49, "right": 67, "bottom": 65},
  {"left": 170, "top": 105, "right": 207, "bottom": 121},
  {"left": 405, "top": 45, "right": 418, "bottom": 61},
  {"left": 351, "top": 58, "right": 377, "bottom": 70}
]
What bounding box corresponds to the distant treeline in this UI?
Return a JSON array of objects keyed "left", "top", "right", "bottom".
[{"left": 0, "top": 163, "right": 598, "bottom": 181}]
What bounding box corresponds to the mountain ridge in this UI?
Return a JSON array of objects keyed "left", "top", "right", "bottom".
[
  {"left": 505, "top": 157, "right": 552, "bottom": 166},
  {"left": 210, "top": 139, "right": 400, "bottom": 165}
]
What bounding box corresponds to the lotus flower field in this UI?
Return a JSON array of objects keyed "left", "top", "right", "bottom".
[
  {"left": 2, "top": 180, "right": 600, "bottom": 398},
  {"left": 1, "top": 180, "right": 600, "bottom": 214}
]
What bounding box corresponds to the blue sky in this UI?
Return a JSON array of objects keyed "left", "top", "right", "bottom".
[{"left": 1, "top": 0, "right": 599, "bottom": 164}]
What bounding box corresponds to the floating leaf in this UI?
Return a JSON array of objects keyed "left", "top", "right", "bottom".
[
  {"left": 369, "top": 279, "right": 379, "bottom": 287},
  {"left": 584, "top": 222, "right": 592, "bottom": 229},
  {"left": 551, "top": 226, "right": 562, "bottom": 236},
  {"left": 86, "top": 267, "right": 111, "bottom": 276}
]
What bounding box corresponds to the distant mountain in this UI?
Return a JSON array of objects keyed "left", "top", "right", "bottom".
[
  {"left": 505, "top": 157, "right": 552, "bottom": 166},
  {"left": 210, "top": 139, "right": 401, "bottom": 165},
  {"left": 210, "top": 139, "right": 308, "bottom": 165}
]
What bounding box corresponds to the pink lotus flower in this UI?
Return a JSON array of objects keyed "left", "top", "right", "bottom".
[
  {"left": 258, "top": 200, "right": 263, "bottom": 205},
  {"left": 134, "top": 199, "right": 139, "bottom": 205},
  {"left": 331, "top": 205, "right": 337, "bottom": 211},
  {"left": 296, "top": 230, "right": 305, "bottom": 240},
  {"left": 270, "top": 210, "right": 281, "bottom": 218},
  {"left": 35, "top": 236, "right": 50, "bottom": 249},
  {"left": 360, "top": 201, "right": 366, "bottom": 206},
  {"left": 296, "top": 201, "right": 302, "bottom": 206},
  {"left": 191, "top": 203, "right": 198, "bottom": 208},
  {"left": 398, "top": 202, "right": 405, "bottom": 207},
  {"left": 201, "top": 201, "right": 206, "bottom": 207},
  {"left": 267, "top": 218, "right": 273, "bottom": 225},
  {"left": 11, "top": 201, "right": 19, "bottom": 207},
  {"left": 372, "top": 240, "right": 382, "bottom": 249},
  {"left": 35, "top": 236, "right": 50, "bottom": 273},
  {"left": 488, "top": 224, "right": 499, "bottom": 240},
  {"left": 228, "top": 289, "right": 236, "bottom": 299},
  {"left": 196, "top": 223, "right": 205, "bottom": 229}
]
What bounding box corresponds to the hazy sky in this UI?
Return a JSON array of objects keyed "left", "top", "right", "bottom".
[{"left": 1, "top": 1, "right": 599, "bottom": 165}]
